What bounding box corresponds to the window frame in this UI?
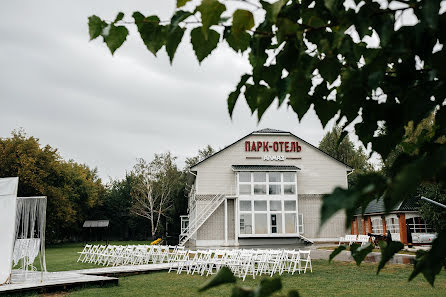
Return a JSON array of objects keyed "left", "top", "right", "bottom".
[{"left": 237, "top": 171, "right": 299, "bottom": 237}]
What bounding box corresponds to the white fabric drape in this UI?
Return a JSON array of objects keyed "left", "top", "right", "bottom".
[{"left": 13, "top": 197, "right": 47, "bottom": 277}]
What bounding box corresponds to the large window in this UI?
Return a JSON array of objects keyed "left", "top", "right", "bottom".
[
  {"left": 238, "top": 171, "right": 297, "bottom": 196},
  {"left": 407, "top": 217, "right": 433, "bottom": 233},
  {"left": 240, "top": 214, "right": 252, "bottom": 234},
  {"left": 372, "top": 218, "right": 384, "bottom": 234},
  {"left": 238, "top": 171, "right": 299, "bottom": 236},
  {"left": 386, "top": 217, "right": 400, "bottom": 233}
]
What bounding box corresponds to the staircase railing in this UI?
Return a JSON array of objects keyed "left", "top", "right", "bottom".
[{"left": 179, "top": 193, "right": 226, "bottom": 246}]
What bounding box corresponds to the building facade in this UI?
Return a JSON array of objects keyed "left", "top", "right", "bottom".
[
  {"left": 351, "top": 198, "right": 435, "bottom": 245},
  {"left": 180, "top": 128, "right": 352, "bottom": 247}
]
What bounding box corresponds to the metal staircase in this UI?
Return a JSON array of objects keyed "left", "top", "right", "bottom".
[
  {"left": 297, "top": 234, "right": 314, "bottom": 245},
  {"left": 179, "top": 193, "right": 226, "bottom": 246}
]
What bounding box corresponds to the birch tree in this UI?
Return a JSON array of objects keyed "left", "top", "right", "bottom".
[{"left": 130, "top": 153, "right": 178, "bottom": 238}]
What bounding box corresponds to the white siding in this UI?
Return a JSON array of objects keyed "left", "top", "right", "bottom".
[{"left": 192, "top": 134, "right": 349, "bottom": 195}]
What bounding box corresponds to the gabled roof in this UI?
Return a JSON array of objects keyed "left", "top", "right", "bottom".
[
  {"left": 190, "top": 128, "right": 353, "bottom": 170},
  {"left": 354, "top": 196, "right": 420, "bottom": 215},
  {"left": 253, "top": 128, "right": 288, "bottom": 134},
  {"left": 83, "top": 220, "right": 110, "bottom": 228},
  {"left": 232, "top": 165, "right": 300, "bottom": 171}
]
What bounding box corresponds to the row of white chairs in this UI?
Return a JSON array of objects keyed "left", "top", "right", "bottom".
[
  {"left": 168, "top": 248, "right": 312, "bottom": 281},
  {"left": 77, "top": 244, "right": 183, "bottom": 266},
  {"left": 338, "top": 234, "right": 370, "bottom": 246}
]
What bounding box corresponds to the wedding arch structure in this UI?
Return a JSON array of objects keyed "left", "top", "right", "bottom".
[
  {"left": 0, "top": 177, "right": 19, "bottom": 284},
  {"left": 0, "top": 177, "right": 47, "bottom": 285}
]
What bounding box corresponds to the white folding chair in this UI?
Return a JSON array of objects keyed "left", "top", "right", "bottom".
[
  {"left": 77, "top": 244, "right": 92, "bottom": 263},
  {"left": 299, "top": 250, "right": 312, "bottom": 273}
]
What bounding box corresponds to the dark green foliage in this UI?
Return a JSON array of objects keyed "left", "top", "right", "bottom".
[
  {"left": 88, "top": 0, "right": 446, "bottom": 284},
  {"left": 132, "top": 13, "right": 166, "bottom": 56},
  {"left": 185, "top": 144, "right": 216, "bottom": 170},
  {"left": 0, "top": 130, "right": 106, "bottom": 243},
  {"left": 88, "top": 15, "right": 107, "bottom": 40},
  {"left": 318, "top": 126, "right": 375, "bottom": 187},
  {"left": 232, "top": 9, "right": 254, "bottom": 37},
  {"left": 198, "top": 266, "right": 236, "bottom": 292},
  {"left": 418, "top": 183, "right": 446, "bottom": 233},
  {"left": 350, "top": 243, "right": 374, "bottom": 266},
  {"left": 103, "top": 25, "right": 129, "bottom": 55},
  {"left": 88, "top": 13, "right": 128, "bottom": 55},
  {"left": 196, "top": 0, "right": 226, "bottom": 39},
  {"left": 409, "top": 231, "right": 446, "bottom": 286},
  {"left": 191, "top": 27, "right": 220, "bottom": 63},
  {"left": 329, "top": 245, "right": 346, "bottom": 263},
  {"left": 377, "top": 241, "right": 404, "bottom": 274},
  {"left": 199, "top": 266, "right": 285, "bottom": 297}
]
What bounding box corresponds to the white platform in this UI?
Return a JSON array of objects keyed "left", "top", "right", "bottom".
[{"left": 0, "top": 270, "right": 118, "bottom": 293}]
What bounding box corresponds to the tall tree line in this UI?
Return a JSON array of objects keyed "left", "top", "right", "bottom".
[{"left": 0, "top": 129, "right": 209, "bottom": 244}]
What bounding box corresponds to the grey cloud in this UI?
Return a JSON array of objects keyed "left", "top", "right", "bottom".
[{"left": 0, "top": 1, "right": 349, "bottom": 180}]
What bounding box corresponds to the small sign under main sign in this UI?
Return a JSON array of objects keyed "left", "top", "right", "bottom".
[{"left": 263, "top": 155, "right": 285, "bottom": 161}]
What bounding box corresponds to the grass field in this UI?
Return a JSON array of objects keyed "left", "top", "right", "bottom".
[
  {"left": 10, "top": 242, "right": 446, "bottom": 297},
  {"left": 316, "top": 246, "right": 417, "bottom": 255}
]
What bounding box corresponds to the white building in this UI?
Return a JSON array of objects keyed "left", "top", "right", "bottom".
[{"left": 180, "top": 128, "right": 352, "bottom": 247}]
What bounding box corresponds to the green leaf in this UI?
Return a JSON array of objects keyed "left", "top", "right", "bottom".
[
  {"left": 421, "top": 0, "right": 440, "bottom": 29},
  {"left": 103, "top": 25, "right": 129, "bottom": 55},
  {"left": 329, "top": 245, "right": 346, "bottom": 263},
  {"left": 313, "top": 83, "right": 338, "bottom": 127},
  {"left": 198, "top": 266, "right": 236, "bottom": 292},
  {"left": 276, "top": 17, "right": 299, "bottom": 43},
  {"left": 263, "top": 0, "right": 287, "bottom": 23},
  {"left": 409, "top": 230, "right": 446, "bottom": 286},
  {"left": 336, "top": 130, "right": 348, "bottom": 148},
  {"left": 177, "top": 0, "right": 192, "bottom": 8},
  {"left": 113, "top": 12, "right": 124, "bottom": 23},
  {"left": 133, "top": 13, "right": 166, "bottom": 56},
  {"left": 232, "top": 9, "right": 255, "bottom": 37},
  {"left": 321, "top": 173, "right": 387, "bottom": 228},
  {"left": 288, "top": 72, "right": 312, "bottom": 121},
  {"left": 166, "top": 26, "right": 185, "bottom": 64},
  {"left": 350, "top": 243, "right": 374, "bottom": 266},
  {"left": 318, "top": 57, "right": 341, "bottom": 84},
  {"left": 228, "top": 74, "right": 250, "bottom": 117},
  {"left": 254, "top": 277, "right": 282, "bottom": 297},
  {"left": 226, "top": 30, "right": 251, "bottom": 53},
  {"left": 324, "top": 0, "right": 342, "bottom": 13},
  {"left": 196, "top": 0, "right": 226, "bottom": 39},
  {"left": 191, "top": 27, "right": 220, "bottom": 63},
  {"left": 170, "top": 10, "right": 193, "bottom": 33},
  {"left": 377, "top": 241, "right": 404, "bottom": 274},
  {"left": 244, "top": 84, "right": 276, "bottom": 120},
  {"left": 88, "top": 15, "right": 107, "bottom": 40}
]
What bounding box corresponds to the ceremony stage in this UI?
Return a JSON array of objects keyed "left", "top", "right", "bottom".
[{"left": 0, "top": 263, "right": 173, "bottom": 294}]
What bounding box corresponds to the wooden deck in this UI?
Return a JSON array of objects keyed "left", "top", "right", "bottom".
[
  {"left": 0, "top": 270, "right": 117, "bottom": 295},
  {"left": 0, "top": 263, "right": 175, "bottom": 294},
  {"left": 72, "top": 262, "right": 173, "bottom": 277}
]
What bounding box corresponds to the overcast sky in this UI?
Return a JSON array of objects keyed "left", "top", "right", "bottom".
[{"left": 0, "top": 1, "right": 366, "bottom": 181}]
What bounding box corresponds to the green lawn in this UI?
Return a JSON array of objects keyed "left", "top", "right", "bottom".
[
  {"left": 317, "top": 246, "right": 417, "bottom": 255},
  {"left": 10, "top": 242, "right": 446, "bottom": 297}
]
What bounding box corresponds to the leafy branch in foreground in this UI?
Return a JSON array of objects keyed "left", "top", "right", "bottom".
[
  {"left": 88, "top": 0, "right": 446, "bottom": 284},
  {"left": 198, "top": 266, "right": 299, "bottom": 297}
]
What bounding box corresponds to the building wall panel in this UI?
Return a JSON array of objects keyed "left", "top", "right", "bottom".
[
  {"left": 192, "top": 134, "right": 349, "bottom": 196},
  {"left": 298, "top": 194, "right": 347, "bottom": 239}
]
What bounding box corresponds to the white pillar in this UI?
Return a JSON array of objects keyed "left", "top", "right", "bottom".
[
  {"left": 224, "top": 198, "right": 228, "bottom": 246},
  {"left": 235, "top": 198, "right": 239, "bottom": 246}
]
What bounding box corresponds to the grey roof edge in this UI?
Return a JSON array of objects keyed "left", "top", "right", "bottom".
[
  {"left": 190, "top": 128, "right": 353, "bottom": 171},
  {"left": 353, "top": 196, "right": 420, "bottom": 216}
]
